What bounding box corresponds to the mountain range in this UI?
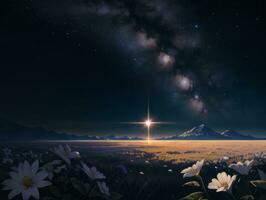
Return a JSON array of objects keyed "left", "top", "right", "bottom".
[
  {"left": 0, "top": 119, "right": 263, "bottom": 140},
  {"left": 0, "top": 118, "right": 143, "bottom": 141}
]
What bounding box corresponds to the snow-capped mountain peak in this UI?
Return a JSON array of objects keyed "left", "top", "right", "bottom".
[
  {"left": 178, "top": 124, "right": 222, "bottom": 138},
  {"left": 159, "top": 124, "right": 259, "bottom": 140}
]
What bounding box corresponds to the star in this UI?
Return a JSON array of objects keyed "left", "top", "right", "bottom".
[
  {"left": 157, "top": 52, "right": 175, "bottom": 70},
  {"left": 145, "top": 119, "right": 152, "bottom": 127},
  {"left": 175, "top": 75, "right": 193, "bottom": 91}
]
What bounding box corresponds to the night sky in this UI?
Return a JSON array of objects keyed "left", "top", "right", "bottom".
[{"left": 0, "top": 0, "right": 265, "bottom": 136}]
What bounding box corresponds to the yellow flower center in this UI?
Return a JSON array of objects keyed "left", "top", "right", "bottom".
[{"left": 22, "top": 176, "right": 33, "bottom": 189}]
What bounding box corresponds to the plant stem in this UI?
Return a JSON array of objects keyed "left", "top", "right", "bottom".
[{"left": 197, "top": 175, "right": 212, "bottom": 200}]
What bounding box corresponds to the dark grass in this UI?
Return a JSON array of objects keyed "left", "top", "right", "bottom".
[{"left": 1, "top": 143, "right": 266, "bottom": 200}]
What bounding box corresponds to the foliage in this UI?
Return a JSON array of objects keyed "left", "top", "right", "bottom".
[{"left": 1, "top": 145, "right": 266, "bottom": 200}]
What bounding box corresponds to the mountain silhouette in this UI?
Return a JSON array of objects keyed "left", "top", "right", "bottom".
[
  {"left": 0, "top": 118, "right": 143, "bottom": 140},
  {"left": 160, "top": 124, "right": 260, "bottom": 140}
]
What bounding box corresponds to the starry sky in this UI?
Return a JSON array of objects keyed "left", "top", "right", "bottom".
[{"left": 0, "top": 0, "right": 265, "bottom": 136}]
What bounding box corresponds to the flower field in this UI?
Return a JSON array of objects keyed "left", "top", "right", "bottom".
[{"left": 0, "top": 141, "right": 266, "bottom": 200}]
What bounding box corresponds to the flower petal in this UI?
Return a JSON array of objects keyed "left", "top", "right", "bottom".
[
  {"left": 8, "top": 189, "right": 21, "bottom": 199},
  {"left": 31, "top": 187, "right": 40, "bottom": 199},
  {"left": 181, "top": 167, "right": 191, "bottom": 174},
  {"left": 36, "top": 181, "right": 51, "bottom": 188},
  {"left": 31, "top": 161, "right": 39, "bottom": 174},
  {"left": 23, "top": 161, "right": 32, "bottom": 177},
  {"left": 216, "top": 186, "right": 226, "bottom": 192},
  {"left": 208, "top": 181, "right": 218, "bottom": 189},
  {"left": 22, "top": 189, "right": 32, "bottom": 200},
  {"left": 34, "top": 171, "right": 48, "bottom": 182}
]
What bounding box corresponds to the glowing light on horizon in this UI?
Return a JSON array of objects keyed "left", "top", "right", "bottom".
[
  {"left": 145, "top": 119, "right": 152, "bottom": 127},
  {"left": 118, "top": 101, "right": 175, "bottom": 143}
]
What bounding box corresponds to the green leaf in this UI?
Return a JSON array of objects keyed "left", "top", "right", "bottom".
[
  {"left": 240, "top": 195, "right": 255, "bottom": 200},
  {"left": 183, "top": 181, "right": 201, "bottom": 188},
  {"left": 179, "top": 192, "right": 205, "bottom": 200},
  {"left": 70, "top": 177, "right": 88, "bottom": 195},
  {"left": 250, "top": 180, "right": 266, "bottom": 189}
]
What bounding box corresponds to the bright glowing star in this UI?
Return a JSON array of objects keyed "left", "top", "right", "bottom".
[
  {"left": 181, "top": 78, "right": 189, "bottom": 87},
  {"left": 158, "top": 52, "right": 175, "bottom": 69},
  {"left": 145, "top": 120, "right": 152, "bottom": 127},
  {"left": 175, "top": 75, "right": 193, "bottom": 90},
  {"left": 119, "top": 102, "right": 173, "bottom": 143},
  {"left": 162, "top": 54, "right": 171, "bottom": 63}
]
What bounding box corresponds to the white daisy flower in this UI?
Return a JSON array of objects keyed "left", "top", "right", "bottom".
[
  {"left": 208, "top": 172, "right": 236, "bottom": 192},
  {"left": 52, "top": 145, "right": 80, "bottom": 165},
  {"left": 81, "top": 162, "right": 105, "bottom": 180},
  {"left": 2, "top": 160, "right": 51, "bottom": 200},
  {"left": 181, "top": 159, "right": 204, "bottom": 178},
  {"left": 229, "top": 160, "right": 254, "bottom": 175},
  {"left": 97, "top": 182, "right": 110, "bottom": 196},
  {"left": 222, "top": 156, "right": 229, "bottom": 161}
]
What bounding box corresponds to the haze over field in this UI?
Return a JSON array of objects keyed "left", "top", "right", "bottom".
[{"left": 31, "top": 140, "right": 266, "bottom": 163}]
